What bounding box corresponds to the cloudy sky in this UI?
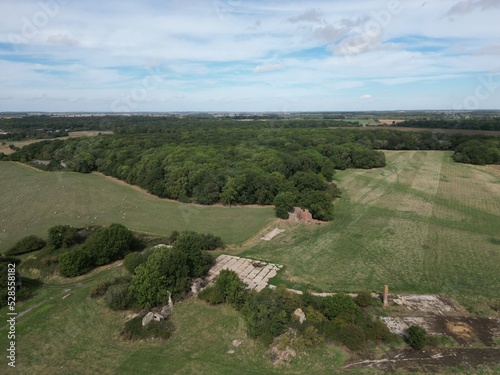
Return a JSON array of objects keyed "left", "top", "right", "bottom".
[{"left": 0, "top": 0, "right": 499, "bottom": 112}]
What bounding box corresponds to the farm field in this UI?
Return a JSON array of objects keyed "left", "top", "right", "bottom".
[
  {"left": 241, "top": 151, "right": 500, "bottom": 306},
  {"left": 0, "top": 268, "right": 347, "bottom": 374},
  {"left": 0, "top": 162, "right": 275, "bottom": 249},
  {"left": 0, "top": 131, "right": 114, "bottom": 155}
]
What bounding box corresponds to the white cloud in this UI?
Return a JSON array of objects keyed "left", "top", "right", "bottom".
[
  {"left": 0, "top": 0, "right": 499, "bottom": 111},
  {"left": 445, "top": 0, "right": 500, "bottom": 17},
  {"left": 359, "top": 94, "right": 372, "bottom": 100},
  {"left": 47, "top": 33, "right": 78, "bottom": 46},
  {"left": 253, "top": 63, "right": 285, "bottom": 73}
]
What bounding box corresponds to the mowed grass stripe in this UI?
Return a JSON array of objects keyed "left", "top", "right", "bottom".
[
  {"left": 241, "top": 151, "right": 500, "bottom": 298},
  {"left": 0, "top": 162, "right": 275, "bottom": 249}
]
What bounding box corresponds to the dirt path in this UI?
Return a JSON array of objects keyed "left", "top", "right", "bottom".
[{"left": 345, "top": 348, "right": 500, "bottom": 372}]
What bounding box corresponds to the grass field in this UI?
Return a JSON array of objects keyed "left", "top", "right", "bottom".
[
  {"left": 0, "top": 162, "right": 275, "bottom": 249},
  {"left": 0, "top": 131, "right": 114, "bottom": 155},
  {"left": 0, "top": 268, "right": 347, "bottom": 374},
  {"left": 241, "top": 151, "right": 500, "bottom": 306}
]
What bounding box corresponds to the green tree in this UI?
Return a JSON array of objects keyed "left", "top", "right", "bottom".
[
  {"left": 58, "top": 247, "right": 93, "bottom": 277},
  {"left": 273, "top": 191, "right": 296, "bottom": 219},
  {"left": 6, "top": 235, "right": 46, "bottom": 256},
  {"left": 128, "top": 249, "right": 173, "bottom": 308},
  {"left": 220, "top": 177, "right": 238, "bottom": 206},
  {"left": 48, "top": 225, "right": 79, "bottom": 250},
  {"left": 85, "top": 224, "right": 133, "bottom": 266}
]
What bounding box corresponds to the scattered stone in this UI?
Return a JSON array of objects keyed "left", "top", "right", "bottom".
[
  {"left": 191, "top": 278, "right": 204, "bottom": 295},
  {"left": 232, "top": 339, "right": 242, "bottom": 347},
  {"left": 160, "top": 305, "right": 172, "bottom": 318},
  {"left": 227, "top": 350, "right": 235, "bottom": 354},
  {"left": 142, "top": 312, "right": 155, "bottom": 326},
  {"left": 294, "top": 308, "right": 306, "bottom": 324},
  {"left": 142, "top": 312, "right": 164, "bottom": 326}
]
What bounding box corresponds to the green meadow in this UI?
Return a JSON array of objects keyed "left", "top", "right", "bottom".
[{"left": 0, "top": 162, "right": 275, "bottom": 249}]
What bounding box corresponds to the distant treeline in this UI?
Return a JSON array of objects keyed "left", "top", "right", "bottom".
[
  {"left": 400, "top": 118, "right": 500, "bottom": 131},
  {"left": 0, "top": 115, "right": 360, "bottom": 141},
  {"left": 4, "top": 121, "right": 500, "bottom": 219}
]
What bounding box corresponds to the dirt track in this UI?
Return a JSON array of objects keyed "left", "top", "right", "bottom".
[{"left": 345, "top": 348, "right": 500, "bottom": 373}]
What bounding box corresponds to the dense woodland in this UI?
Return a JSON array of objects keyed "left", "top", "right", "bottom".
[{"left": 3, "top": 116, "right": 500, "bottom": 220}]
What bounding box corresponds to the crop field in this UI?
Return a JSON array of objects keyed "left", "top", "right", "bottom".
[
  {"left": 0, "top": 162, "right": 275, "bottom": 249},
  {"left": 0, "top": 268, "right": 347, "bottom": 374},
  {"left": 0, "top": 131, "right": 114, "bottom": 155},
  {"left": 241, "top": 151, "right": 500, "bottom": 305}
]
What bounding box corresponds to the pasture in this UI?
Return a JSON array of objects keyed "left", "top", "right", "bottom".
[
  {"left": 0, "top": 162, "right": 275, "bottom": 249},
  {"left": 0, "top": 268, "right": 347, "bottom": 374},
  {"left": 241, "top": 151, "right": 500, "bottom": 306}
]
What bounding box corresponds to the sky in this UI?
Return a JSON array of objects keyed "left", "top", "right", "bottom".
[{"left": 0, "top": 0, "right": 499, "bottom": 112}]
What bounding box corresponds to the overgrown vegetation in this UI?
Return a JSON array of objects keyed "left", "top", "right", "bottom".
[
  {"left": 120, "top": 316, "right": 175, "bottom": 341},
  {"left": 5, "top": 235, "right": 46, "bottom": 256},
  {"left": 406, "top": 325, "right": 429, "bottom": 350},
  {"left": 129, "top": 231, "right": 215, "bottom": 306},
  {"left": 200, "top": 273, "right": 397, "bottom": 350},
  {"left": 58, "top": 224, "right": 134, "bottom": 277}
]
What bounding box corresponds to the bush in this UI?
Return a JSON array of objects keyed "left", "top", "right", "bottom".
[
  {"left": 105, "top": 283, "right": 135, "bottom": 311},
  {"left": 120, "top": 316, "right": 144, "bottom": 341},
  {"left": 120, "top": 316, "right": 174, "bottom": 341},
  {"left": 339, "top": 323, "right": 366, "bottom": 351},
  {"left": 90, "top": 276, "right": 132, "bottom": 299},
  {"left": 6, "top": 235, "right": 46, "bottom": 256},
  {"left": 90, "top": 280, "right": 112, "bottom": 299},
  {"left": 215, "top": 269, "right": 247, "bottom": 308},
  {"left": 240, "top": 289, "right": 289, "bottom": 345},
  {"left": 85, "top": 224, "right": 133, "bottom": 266},
  {"left": 58, "top": 247, "right": 93, "bottom": 277},
  {"left": 144, "top": 319, "right": 175, "bottom": 340},
  {"left": 407, "top": 325, "right": 428, "bottom": 350},
  {"left": 174, "top": 231, "right": 224, "bottom": 252},
  {"left": 123, "top": 249, "right": 154, "bottom": 274},
  {"left": 48, "top": 225, "right": 79, "bottom": 250},
  {"left": 320, "top": 293, "right": 361, "bottom": 323},
  {"left": 364, "top": 319, "right": 397, "bottom": 343},
  {"left": 198, "top": 285, "right": 225, "bottom": 305},
  {"left": 355, "top": 291, "right": 373, "bottom": 308}
]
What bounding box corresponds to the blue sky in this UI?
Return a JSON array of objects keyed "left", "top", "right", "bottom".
[{"left": 0, "top": 0, "right": 499, "bottom": 112}]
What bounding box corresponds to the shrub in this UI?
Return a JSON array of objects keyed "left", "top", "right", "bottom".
[
  {"left": 105, "top": 283, "right": 135, "bottom": 311},
  {"left": 120, "top": 316, "right": 144, "bottom": 341},
  {"left": 364, "top": 319, "right": 397, "bottom": 343},
  {"left": 215, "top": 269, "right": 247, "bottom": 308},
  {"left": 90, "top": 276, "right": 132, "bottom": 299},
  {"left": 120, "top": 316, "right": 174, "bottom": 341},
  {"left": 407, "top": 325, "right": 428, "bottom": 350},
  {"left": 6, "top": 235, "right": 46, "bottom": 256},
  {"left": 321, "top": 293, "right": 361, "bottom": 323},
  {"left": 58, "top": 247, "right": 93, "bottom": 277},
  {"left": 48, "top": 225, "right": 79, "bottom": 250},
  {"left": 339, "top": 323, "right": 366, "bottom": 351},
  {"left": 85, "top": 224, "right": 133, "bottom": 266},
  {"left": 241, "top": 289, "right": 289, "bottom": 344},
  {"left": 174, "top": 231, "right": 224, "bottom": 252},
  {"left": 198, "top": 285, "right": 225, "bottom": 305},
  {"left": 90, "top": 280, "right": 112, "bottom": 299},
  {"left": 355, "top": 291, "right": 373, "bottom": 308},
  {"left": 124, "top": 247, "right": 156, "bottom": 274},
  {"left": 297, "top": 325, "right": 324, "bottom": 347},
  {"left": 144, "top": 319, "right": 175, "bottom": 340},
  {"left": 304, "top": 306, "right": 327, "bottom": 324}
]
